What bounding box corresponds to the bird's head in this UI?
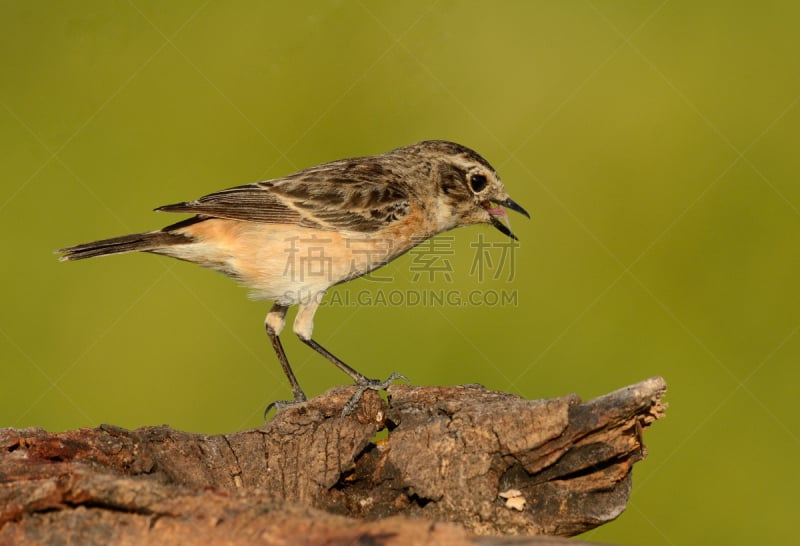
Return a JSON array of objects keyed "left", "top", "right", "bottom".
[{"left": 408, "top": 140, "right": 530, "bottom": 239}]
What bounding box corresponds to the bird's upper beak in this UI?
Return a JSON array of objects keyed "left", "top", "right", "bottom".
[{"left": 482, "top": 197, "right": 530, "bottom": 240}]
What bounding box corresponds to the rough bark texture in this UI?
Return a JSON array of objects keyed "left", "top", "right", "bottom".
[{"left": 0, "top": 377, "right": 666, "bottom": 545}]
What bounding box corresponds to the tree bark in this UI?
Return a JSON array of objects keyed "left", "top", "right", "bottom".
[{"left": 0, "top": 377, "right": 666, "bottom": 545}]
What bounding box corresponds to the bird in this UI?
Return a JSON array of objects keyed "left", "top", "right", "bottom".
[{"left": 57, "top": 140, "right": 529, "bottom": 416}]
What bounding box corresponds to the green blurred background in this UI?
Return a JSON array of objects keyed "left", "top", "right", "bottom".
[{"left": 2, "top": 1, "right": 798, "bottom": 544}]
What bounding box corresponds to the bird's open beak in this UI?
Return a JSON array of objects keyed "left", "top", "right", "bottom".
[{"left": 483, "top": 197, "right": 530, "bottom": 240}]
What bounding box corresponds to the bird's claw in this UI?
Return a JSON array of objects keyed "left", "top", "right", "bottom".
[
  {"left": 263, "top": 394, "right": 308, "bottom": 422},
  {"left": 264, "top": 373, "right": 408, "bottom": 420},
  {"left": 343, "top": 372, "right": 410, "bottom": 416}
]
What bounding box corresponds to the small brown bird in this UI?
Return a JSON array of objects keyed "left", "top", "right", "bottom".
[{"left": 58, "top": 140, "right": 529, "bottom": 415}]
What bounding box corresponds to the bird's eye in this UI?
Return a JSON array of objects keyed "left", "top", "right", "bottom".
[{"left": 470, "top": 174, "right": 487, "bottom": 193}]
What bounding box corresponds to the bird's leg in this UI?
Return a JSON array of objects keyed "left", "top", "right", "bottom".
[
  {"left": 263, "top": 303, "right": 307, "bottom": 420},
  {"left": 294, "top": 296, "right": 408, "bottom": 415},
  {"left": 299, "top": 337, "right": 408, "bottom": 415}
]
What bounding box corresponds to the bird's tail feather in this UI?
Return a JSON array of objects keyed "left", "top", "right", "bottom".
[{"left": 57, "top": 231, "right": 192, "bottom": 261}]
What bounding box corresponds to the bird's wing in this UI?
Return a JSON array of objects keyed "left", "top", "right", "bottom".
[
  {"left": 156, "top": 184, "right": 307, "bottom": 225},
  {"left": 156, "top": 160, "right": 411, "bottom": 233}
]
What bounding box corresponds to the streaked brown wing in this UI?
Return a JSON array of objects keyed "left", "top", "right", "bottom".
[
  {"left": 156, "top": 184, "right": 309, "bottom": 225},
  {"left": 156, "top": 160, "right": 411, "bottom": 233}
]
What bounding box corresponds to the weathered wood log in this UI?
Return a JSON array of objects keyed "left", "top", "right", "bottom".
[{"left": 0, "top": 377, "right": 666, "bottom": 545}]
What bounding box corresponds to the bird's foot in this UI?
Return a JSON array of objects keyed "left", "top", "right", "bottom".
[
  {"left": 263, "top": 392, "right": 308, "bottom": 422},
  {"left": 343, "top": 372, "right": 410, "bottom": 416}
]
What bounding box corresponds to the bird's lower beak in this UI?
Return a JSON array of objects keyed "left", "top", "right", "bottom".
[{"left": 483, "top": 197, "right": 530, "bottom": 240}]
